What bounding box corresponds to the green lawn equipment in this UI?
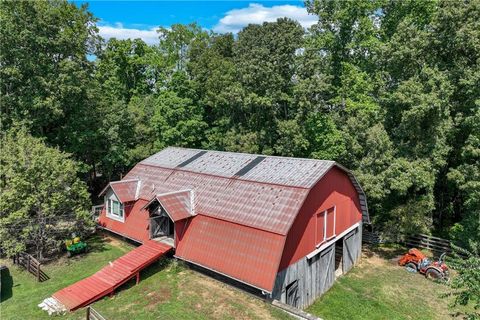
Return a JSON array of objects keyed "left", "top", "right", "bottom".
[{"left": 65, "top": 235, "right": 87, "bottom": 257}]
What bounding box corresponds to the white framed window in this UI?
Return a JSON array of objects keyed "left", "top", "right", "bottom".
[
  {"left": 106, "top": 198, "right": 124, "bottom": 222},
  {"left": 315, "top": 211, "right": 325, "bottom": 245},
  {"left": 315, "top": 206, "right": 336, "bottom": 247},
  {"left": 325, "top": 206, "right": 336, "bottom": 240}
]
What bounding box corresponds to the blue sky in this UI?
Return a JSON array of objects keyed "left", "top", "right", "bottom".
[{"left": 74, "top": 1, "right": 317, "bottom": 45}]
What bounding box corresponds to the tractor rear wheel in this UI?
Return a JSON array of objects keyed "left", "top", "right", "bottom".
[
  {"left": 425, "top": 268, "right": 442, "bottom": 280},
  {"left": 405, "top": 262, "right": 417, "bottom": 273}
]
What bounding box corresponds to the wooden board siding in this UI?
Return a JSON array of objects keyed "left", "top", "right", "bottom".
[
  {"left": 272, "top": 224, "right": 362, "bottom": 309},
  {"left": 343, "top": 226, "right": 362, "bottom": 273},
  {"left": 98, "top": 199, "right": 151, "bottom": 243},
  {"left": 272, "top": 245, "right": 336, "bottom": 309}
]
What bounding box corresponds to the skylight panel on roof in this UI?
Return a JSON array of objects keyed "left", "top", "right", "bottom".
[{"left": 234, "top": 156, "right": 266, "bottom": 177}]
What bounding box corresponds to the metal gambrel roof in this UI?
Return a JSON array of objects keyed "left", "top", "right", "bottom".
[
  {"left": 140, "top": 147, "right": 335, "bottom": 188},
  {"left": 127, "top": 147, "right": 370, "bottom": 234},
  {"left": 110, "top": 147, "right": 370, "bottom": 293},
  {"left": 126, "top": 165, "right": 309, "bottom": 235}
]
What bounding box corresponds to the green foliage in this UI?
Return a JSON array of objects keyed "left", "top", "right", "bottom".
[
  {"left": 0, "top": 128, "right": 93, "bottom": 259},
  {"left": 157, "top": 23, "right": 208, "bottom": 72},
  {"left": 1, "top": 0, "right": 479, "bottom": 268},
  {"left": 305, "top": 113, "right": 346, "bottom": 161},
  {"left": 447, "top": 244, "right": 480, "bottom": 319},
  {"left": 95, "top": 38, "right": 153, "bottom": 102},
  {"left": 151, "top": 91, "right": 207, "bottom": 149},
  {"left": 0, "top": 0, "right": 99, "bottom": 135}
]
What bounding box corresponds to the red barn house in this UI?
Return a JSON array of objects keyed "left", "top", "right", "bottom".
[{"left": 98, "top": 147, "right": 369, "bottom": 308}]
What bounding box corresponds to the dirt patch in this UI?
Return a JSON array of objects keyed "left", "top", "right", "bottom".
[
  {"left": 363, "top": 252, "right": 387, "bottom": 267},
  {"left": 145, "top": 286, "right": 172, "bottom": 310},
  {"left": 101, "top": 235, "right": 130, "bottom": 250},
  {"left": 118, "top": 302, "right": 136, "bottom": 312}
]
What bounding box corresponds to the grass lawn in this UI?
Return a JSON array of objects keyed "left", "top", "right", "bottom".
[
  {"left": 306, "top": 245, "right": 459, "bottom": 320},
  {"left": 0, "top": 234, "right": 290, "bottom": 320}
]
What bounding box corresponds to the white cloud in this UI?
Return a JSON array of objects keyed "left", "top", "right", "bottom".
[
  {"left": 98, "top": 23, "right": 159, "bottom": 45},
  {"left": 213, "top": 3, "right": 317, "bottom": 33}
]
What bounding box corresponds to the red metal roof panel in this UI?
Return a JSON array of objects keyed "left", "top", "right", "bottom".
[
  {"left": 125, "top": 165, "right": 309, "bottom": 235},
  {"left": 175, "top": 215, "right": 285, "bottom": 292},
  {"left": 109, "top": 180, "right": 139, "bottom": 203},
  {"left": 156, "top": 190, "right": 193, "bottom": 221}
]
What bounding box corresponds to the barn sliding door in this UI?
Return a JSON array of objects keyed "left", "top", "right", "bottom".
[
  {"left": 343, "top": 228, "right": 359, "bottom": 273},
  {"left": 317, "top": 246, "right": 335, "bottom": 296}
]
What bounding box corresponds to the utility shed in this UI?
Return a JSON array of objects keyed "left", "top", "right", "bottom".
[{"left": 98, "top": 147, "right": 369, "bottom": 308}]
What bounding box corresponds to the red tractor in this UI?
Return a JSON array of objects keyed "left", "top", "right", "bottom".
[{"left": 398, "top": 248, "right": 449, "bottom": 280}]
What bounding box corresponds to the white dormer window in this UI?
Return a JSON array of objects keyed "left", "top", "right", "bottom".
[{"left": 107, "top": 198, "right": 124, "bottom": 222}]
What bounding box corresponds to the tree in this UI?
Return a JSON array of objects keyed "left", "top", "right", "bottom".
[
  {"left": 0, "top": 0, "right": 100, "bottom": 136},
  {"left": 220, "top": 18, "right": 304, "bottom": 153},
  {"left": 446, "top": 243, "right": 480, "bottom": 319},
  {"left": 95, "top": 38, "right": 153, "bottom": 103},
  {"left": 0, "top": 128, "right": 93, "bottom": 259},
  {"left": 151, "top": 91, "right": 207, "bottom": 149},
  {"left": 0, "top": 0, "right": 104, "bottom": 191},
  {"left": 157, "top": 23, "right": 208, "bottom": 74}
]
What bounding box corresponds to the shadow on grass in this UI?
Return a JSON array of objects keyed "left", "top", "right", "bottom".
[
  {"left": 1, "top": 267, "right": 13, "bottom": 302},
  {"left": 86, "top": 234, "right": 109, "bottom": 253},
  {"left": 113, "top": 257, "right": 174, "bottom": 296},
  {"left": 41, "top": 234, "right": 110, "bottom": 266}
]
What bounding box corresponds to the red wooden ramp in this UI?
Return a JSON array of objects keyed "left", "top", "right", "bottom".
[{"left": 51, "top": 240, "right": 172, "bottom": 311}]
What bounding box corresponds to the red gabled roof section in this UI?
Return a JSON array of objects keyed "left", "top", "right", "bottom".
[
  {"left": 99, "top": 179, "right": 139, "bottom": 203},
  {"left": 175, "top": 215, "right": 285, "bottom": 292},
  {"left": 126, "top": 165, "right": 309, "bottom": 235},
  {"left": 156, "top": 190, "right": 193, "bottom": 222}
]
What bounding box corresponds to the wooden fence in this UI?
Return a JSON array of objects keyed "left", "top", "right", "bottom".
[
  {"left": 405, "top": 234, "right": 454, "bottom": 256},
  {"left": 12, "top": 252, "right": 49, "bottom": 282},
  {"left": 91, "top": 205, "right": 104, "bottom": 221},
  {"left": 86, "top": 306, "right": 106, "bottom": 320},
  {"left": 362, "top": 230, "right": 466, "bottom": 257},
  {"left": 362, "top": 229, "right": 383, "bottom": 245}
]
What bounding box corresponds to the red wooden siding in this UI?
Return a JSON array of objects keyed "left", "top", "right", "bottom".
[
  {"left": 98, "top": 199, "right": 151, "bottom": 243},
  {"left": 279, "top": 167, "right": 362, "bottom": 270},
  {"left": 174, "top": 219, "right": 188, "bottom": 247},
  {"left": 315, "top": 213, "right": 324, "bottom": 245}
]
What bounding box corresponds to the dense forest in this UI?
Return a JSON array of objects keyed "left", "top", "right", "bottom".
[{"left": 1, "top": 0, "right": 479, "bottom": 257}]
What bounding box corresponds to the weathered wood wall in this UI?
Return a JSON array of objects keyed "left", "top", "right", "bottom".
[
  {"left": 272, "top": 224, "right": 362, "bottom": 309},
  {"left": 343, "top": 227, "right": 362, "bottom": 273}
]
